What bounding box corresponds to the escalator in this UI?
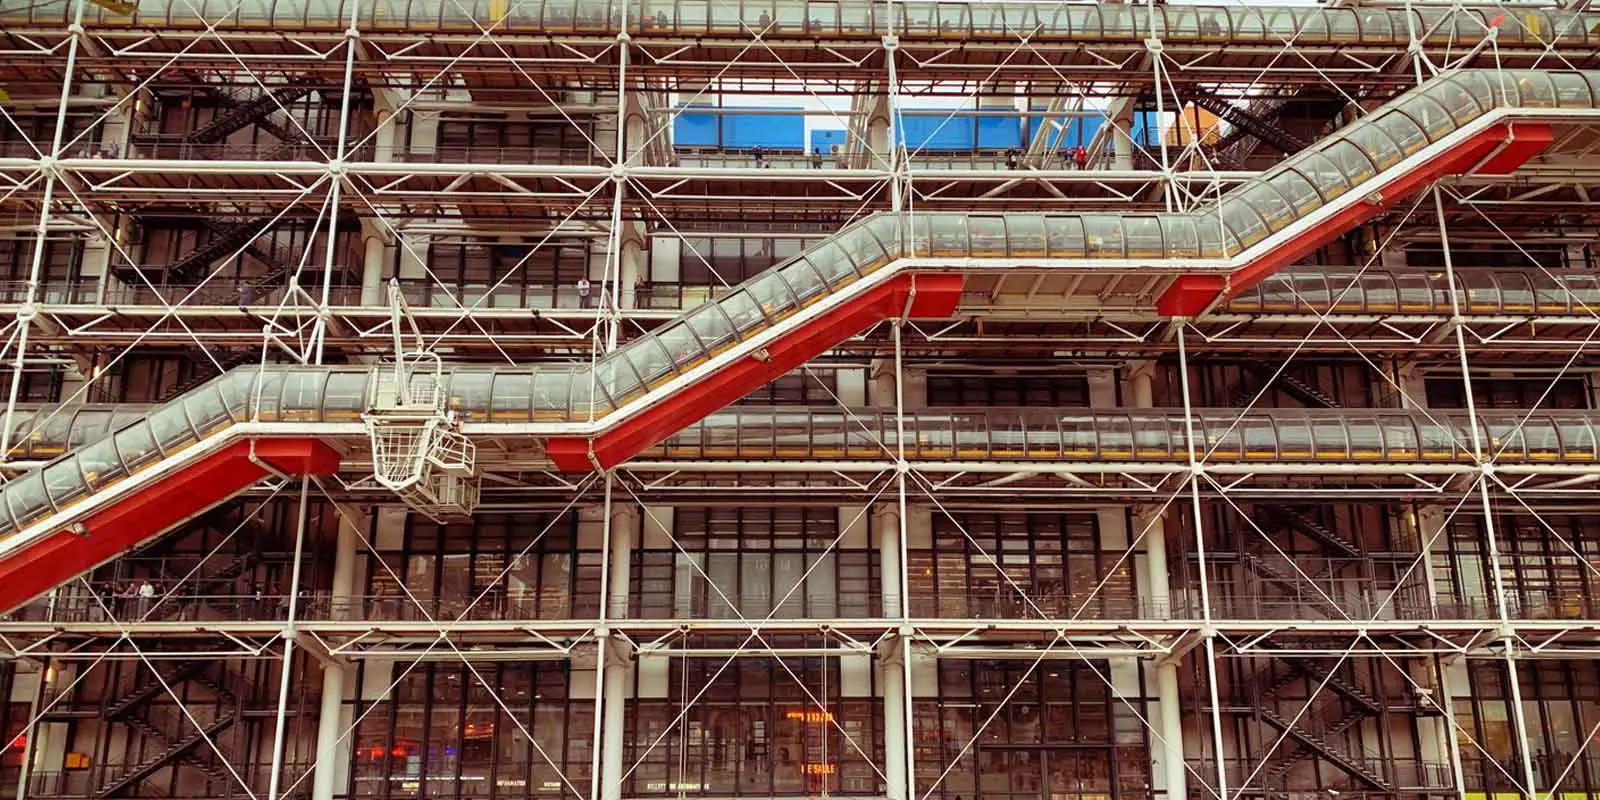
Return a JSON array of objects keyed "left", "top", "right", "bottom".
[{"left": 0, "top": 69, "right": 1593, "bottom": 613}]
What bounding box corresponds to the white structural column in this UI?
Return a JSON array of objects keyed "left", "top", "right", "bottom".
[
  {"left": 875, "top": 503, "right": 908, "bottom": 800},
  {"left": 1394, "top": 362, "right": 1469, "bottom": 795},
  {"left": 359, "top": 230, "right": 387, "bottom": 307},
  {"left": 600, "top": 503, "right": 637, "bottom": 800},
  {"left": 617, "top": 89, "right": 648, "bottom": 309},
  {"left": 311, "top": 514, "right": 364, "bottom": 800},
  {"left": 1099, "top": 363, "right": 1187, "bottom": 800},
  {"left": 359, "top": 95, "right": 400, "bottom": 306}
]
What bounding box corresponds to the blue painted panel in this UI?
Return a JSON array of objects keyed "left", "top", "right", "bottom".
[
  {"left": 672, "top": 106, "right": 805, "bottom": 149},
  {"left": 899, "top": 113, "right": 974, "bottom": 151},
  {"left": 1025, "top": 113, "right": 1106, "bottom": 151},
  {"left": 975, "top": 115, "right": 1022, "bottom": 149},
  {"left": 674, "top": 107, "right": 718, "bottom": 147},
  {"left": 810, "top": 128, "right": 848, "bottom": 153},
  {"left": 723, "top": 111, "right": 805, "bottom": 149}
]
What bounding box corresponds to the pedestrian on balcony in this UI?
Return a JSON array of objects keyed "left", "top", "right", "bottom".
[
  {"left": 753, "top": 144, "right": 765, "bottom": 168},
  {"left": 115, "top": 581, "right": 137, "bottom": 617},
  {"left": 577, "top": 276, "right": 592, "bottom": 308},
  {"left": 136, "top": 580, "right": 155, "bottom": 617},
  {"left": 238, "top": 283, "right": 253, "bottom": 309},
  {"left": 1073, "top": 145, "right": 1088, "bottom": 170},
  {"left": 1005, "top": 148, "right": 1020, "bottom": 170}
]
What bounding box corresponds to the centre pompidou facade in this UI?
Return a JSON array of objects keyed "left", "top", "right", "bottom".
[{"left": 2, "top": 3, "right": 1600, "bottom": 800}]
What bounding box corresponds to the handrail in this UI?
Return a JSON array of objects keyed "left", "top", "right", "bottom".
[
  {"left": 14, "top": 0, "right": 1599, "bottom": 52},
  {"left": 6, "top": 393, "right": 1600, "bottom": 506}
]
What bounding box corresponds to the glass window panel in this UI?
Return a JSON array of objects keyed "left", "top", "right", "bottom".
[
  {"left": 220, "top": 370, "right": 255, "bottom": 417},
  {"left": 805, "top": 241, "right": 857, "bottom": 286},
  {"left": 184, "top": 384, "right": 232, "bottom": 432},
  {"left": 719, "top": 289, "right": 769, "bottom": 336},
  {"left": 1124, "top": 216, "right": 1163, "bottom": 257},
  {"left": 1552, "top": 73, "right": 1594, "bottom": 108},
  {"left": 6, "top": 473, "right": 49, "bottom": 527},
  {"left": 1007, "top": 215, "right": 1046, "bottom": 256},
  {"left": 1358, "top": 9, "right": 1393, "bottom": 41},
  {"left": 1216, "top": 198, "right": 1269, "bottom": 249},
  {"left": 777, "top": 260, "right": 828, "bottom": 309},
  {"left": 150, "top": 404, "right": 198, "bottom": 452},
  {"left": 43, "top": 458, "right": 89, "bottom": 509},
  {"left": 841, "top": 227, "right": 891, "bottom": 274},
  {"left": 323, "top": 371, "right": 369, "bottom": 420},
  {"left": 278, "top": 370, "right": 327, "bottom": 421},
  {"left": 114, "top": 423, "right": 161, "bottom": 473},
  {"left": 1267, "top": 167, "right": 1322, "bottom": 214},
  {"left": 1045, "top": 216, "right": 1086, "bottom": 257},
  {"left": 683, "top": 303, "right": 738, "bottom": 355},
  {"left": 969, "top": 216, "right": 1007, "bottom": 256},
  {"left": 447, "top": 370, "right": 493, "bottom": 420},
  {"left": 1398, "top": 93, "right": 1458, "bottom": 140},
  {"left": 1293, "top": 150, "right": 1353, "bottom": 201},
  {"left": 532, "top": 369, "right": 575, "bottom": 418},
  {"left": 654, "top": 320, "right": 708, "bottom": 371},
  {"left": 1345, "top": 120, "right": 1404, "bottom": 171},
  {"left": 866, "top": 214, "right": 904, "bottom": 257},
  {"left": 1324, "top": 139, "right": 1377, "bottom": 186},
  {"left": 1240, "top": 181, "right": 1296, "bottom": 234},
  {"left": 596, "top": 353, "right": 644, "bottom": 401},
  {"left": 490, "top": 371, "right": 533, "bottom": 421},
  {"left": 79, "top": 439, "right": 126, "bottom": 492},
  {"left": 1328, "top": 8, "right": 1358, "bottom": 41},
  {"left": 1195, "top": 215, "right": 1235, "bottom": 258},
  {"left": 1101, "top": 4, "right": 1134, "bottom": 37},
  {"left": 746, "top": 271, "right": 799, "bottom": 319},
  {"left": 1433, "top": 77, "right": 1488, "bottom": 123},
  {"left": 1083, "top": 216, "right": 1125, "bottom": 258},
  {"left": 1160, "top": 216, "right": 1198, "bottom": 258},
  {"left": 622, "top": 335, "right": 677, "bottom": 388},
  {"left": 928, "top": 216, "right": 969, "bottom": 256},
  {"left": 1371, "top": 109, "right": 1429, "bottom": 159},
  {"left": 1514, "top": 71, "right": 1558, "bottom": 107}
]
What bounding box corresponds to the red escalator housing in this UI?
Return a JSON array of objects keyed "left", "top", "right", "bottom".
[
  {"left": 0, "top": 437, "right": 340, "bottom": 613},
  {"left": 548, "top": 272, "right": 965, "bottom": 471},
  {"left": 1156, "top": 121, "right": 1554, "bottom": 317}
]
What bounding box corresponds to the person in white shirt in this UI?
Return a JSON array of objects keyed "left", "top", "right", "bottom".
[{"left": 136, "top": 581, "right": 155, "bottom": 616}]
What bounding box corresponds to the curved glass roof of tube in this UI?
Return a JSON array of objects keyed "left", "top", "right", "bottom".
[
  {"left": 2, "top": 68, "right": 1598, "bottom": 539},
  {"left": 5, "top": 384, "right": 1597, "bottom": 539},
  {"left": 1226, "top": 268, "right": 1600, "bottom": 316},
  {"left": 14, "top": 0, "right": 1599, "bottom": 48}
]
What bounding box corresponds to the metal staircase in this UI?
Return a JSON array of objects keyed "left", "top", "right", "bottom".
[
  {"left": 1248, "top": 652, "right": 1392, "bottom": 792},
  {"left": 1259, "top": 505, "right": 1363, "bottom": 559},
  {"left": 116, "top": 218, "right": 275, "bottom": 285},
  {"left": 160, "top": 350, "right": 262, "bottom": 403},
  {"left": 1230, "top": 366, "right": 1342, "bottom": 410},
  {"left": 97, "top": 662, "right": 244, "bottom": 798},
  {"left": 1193, "top": 92, "right": 1309, "bottom": 155},
  {"left": 185, "top": 83, "right": 318, "bottom": 146},
  {"left": 1255, "top": 705, "right": 1391, "bottom": 790}
]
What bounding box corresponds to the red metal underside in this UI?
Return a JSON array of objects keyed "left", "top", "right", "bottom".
[
  {"left": 1156, "top": 121, "right": 1554, "bottom": 316},
  {"left": 0, "top": 438, "right": 340, "bottom": 613},
  {"left": 549, "top": 273, "right": 965, "bottom": 471}
]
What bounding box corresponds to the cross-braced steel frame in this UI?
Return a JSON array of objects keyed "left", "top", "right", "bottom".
[{"left": 3, "top": 2, "right": 1600, "bottom": 800}]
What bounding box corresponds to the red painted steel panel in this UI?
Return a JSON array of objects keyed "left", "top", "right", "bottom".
[
  {"left": 1155, "top": 122, "right": 1551, "bottom": 317},
  {"left": 549, "top": 273, "right": 964, "bottom": 471},
  {"left": 0, "top": 438, "right": 340, "bottom": 613}
]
